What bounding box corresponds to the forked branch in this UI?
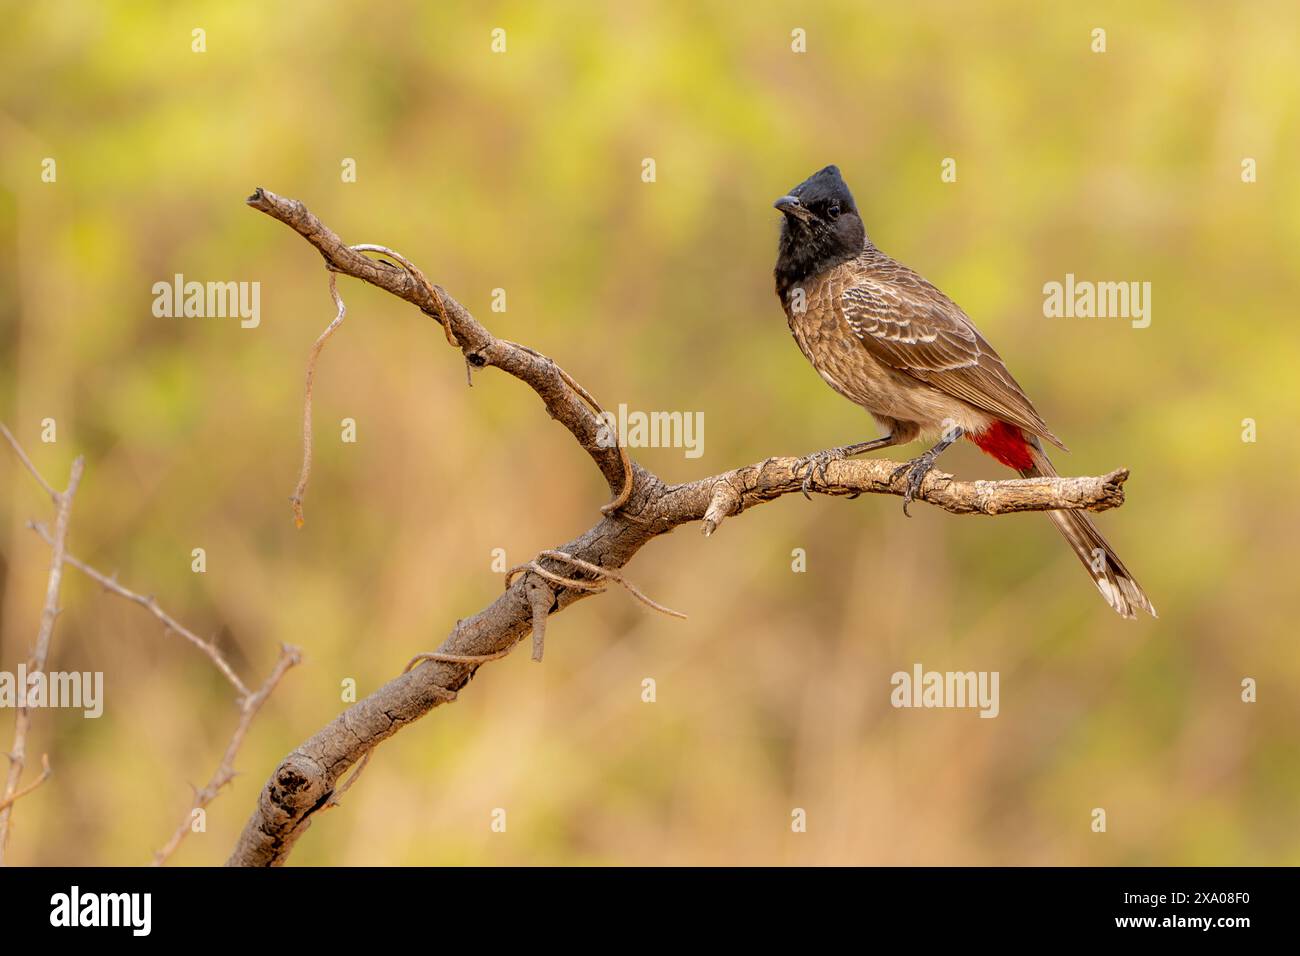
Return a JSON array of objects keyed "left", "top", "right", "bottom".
[{"left": 2, "top": 424, "right": 299, "bottom": 865}]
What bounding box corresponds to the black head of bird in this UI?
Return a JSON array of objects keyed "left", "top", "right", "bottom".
[{"left": 773, "top": 165, "right": 867, "bottom": 294}]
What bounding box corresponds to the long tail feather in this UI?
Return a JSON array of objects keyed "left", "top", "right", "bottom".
[{"left": 1019, "top": 442, "right": 1156, "bottom": 619}]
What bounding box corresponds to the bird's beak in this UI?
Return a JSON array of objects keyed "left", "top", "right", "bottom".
[{"left": 773, "top": 195, "right": 811, "bottom": 220}]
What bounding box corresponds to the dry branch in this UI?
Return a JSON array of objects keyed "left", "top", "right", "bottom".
[
  {"left": 2, "top": 424, "right": 298, "bottom": 865},
  {"left": 0, "top": 424, "right": 61, "bottom": 504},
  {"left": 0, "top": 755, "right": 51, "bottom": 814},
  {"left": 27, "top": 522, "right": 250, "bottom": 696},
  {"left": 680, "top": 457, "right": 1131, "bottom": 535},
  {"left": 290, "top": 270, "right": 346, "bottom": 528},
  {"left": 0, "top": 441, "right": 82, "bottom": 862},
  {"left": 227, "top": 188, "right": 1133, "bottom": 866},
  {"left": 151, "top": 644, "right": 301, "bottom": 865}
]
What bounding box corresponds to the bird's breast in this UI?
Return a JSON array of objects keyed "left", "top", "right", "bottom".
[{"left": 782, "top": 273, "right": 885, "bottom": 408}]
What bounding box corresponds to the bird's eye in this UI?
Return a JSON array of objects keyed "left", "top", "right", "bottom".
[{"left": 826, "top": 204, "right": 841, "bottom": 220}]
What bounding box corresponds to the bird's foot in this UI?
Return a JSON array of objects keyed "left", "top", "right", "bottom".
[
  {"left": 889, "top": 452, "right": 941, "bottom": 516},
  {"left": 798, "top": 447, "right": 851, "bottom": 499}
]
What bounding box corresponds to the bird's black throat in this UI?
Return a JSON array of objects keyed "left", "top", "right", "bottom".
[
  {"left": 774, "top": 221, "right": 865, "bottom": 300},
  {"left": 772, "top": 164, "right": 868, "bottom": 299}
]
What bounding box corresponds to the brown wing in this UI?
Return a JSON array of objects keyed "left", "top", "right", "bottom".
[{"left": 840, "top": 273, "right": 1066, "bottom": 450}]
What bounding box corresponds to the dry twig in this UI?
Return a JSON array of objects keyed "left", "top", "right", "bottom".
[
  {"left": 2, "top": 424, "right": 298, "bottom": 865},
  {"left": 0, "top": 755, "right": 51, "bottom": 814},
  {"left": 27, "top": 522, "right": 250, "bottom": 696},
  {"left": 0, "top": 445, "right": 82, "bottom": 861},
  {"left": 290, "top": 271, "right": 347, "bottom": 528},
  {"left": 151, "top": 644, "right": 301, "bottom": 865}
]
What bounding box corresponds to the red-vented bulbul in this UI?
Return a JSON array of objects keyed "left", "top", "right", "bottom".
[{"left": 773, "top": 165, "right": 1155, "bottom": 619}]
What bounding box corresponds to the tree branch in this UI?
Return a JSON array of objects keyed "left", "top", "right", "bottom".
[
  {"left": 27, "top": 521, "right": 250, "bottom": 697},
  {"left": 0, "top": 424, "right": 61, "bottom": 504},
  {"left": 0, "top": 446, "right": 82, "bottom": 861},
  {"left": 227, "top": 188, "right": 1132, "bottom": 866},
  {"left": 245, "top": 187, "right": 634, "bottom": 501},
  {"left": 151, "top": 644, "right": 301, "bottom": 865},
  {"left": 3, "top": 424, "right": 299, "bottom": 864},
  {"left": 673, "top": 456, "right": 1129, "bottom": 535}
]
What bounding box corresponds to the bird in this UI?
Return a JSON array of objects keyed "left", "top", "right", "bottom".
[{"left": 772, "top": 164, "right": 1155, "bottom": 619}]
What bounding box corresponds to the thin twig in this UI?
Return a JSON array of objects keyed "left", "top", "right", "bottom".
[
  {"left": 0, "top": 451, "right": 83, "bottom": 862},
  {"left": 290, "top": 271, "right": 347, "bottom": 528},
  {"left": 403, "top": 647, "right": 517, "bottom": 671},
  {"left": 506, "top": 549, "right": 688, "bottom": 620},
  {"left": 151, "top": 644, "right": 301, "bottom": 865},
  {"left": 352, "top": 244, "right": 458, "bottom": 347},
  {"left": 0, "top": 423, "right": 59, "bottom": 504},
  {"left": 325, "top": 750, "right": 374, "bottom": 808},
  {"left": 3, "top": 424, "right": 296, "bottom": 866},
  {"left": 0, "top": 755, "right": 51, "bottom": 814},
  {"left": 289, "top": 245, "right": 460, "bottom": 528},
  {"left": 27, "top": 523, "right": 250, "bottom": 697},
  {"left": 504, "top": 561, "right": 605, "bottom": 593},
  {"left": 249, "top": 188, "right": 636, "bottom": 511}
]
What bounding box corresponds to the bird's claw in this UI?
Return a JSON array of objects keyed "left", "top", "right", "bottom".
[
  {"left": 890, "top": 454, "right": 938, "bottom": 517},
  {"left": 798, "top": 448, "right": 845, "bottom": 500}
]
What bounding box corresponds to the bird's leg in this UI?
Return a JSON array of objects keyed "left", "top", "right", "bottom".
[
  {"left": 890, "top": 426, "right": 965, "bottom": 516},
  {"left": 799, "top": 434, "right": 898, "bottom": 499}
]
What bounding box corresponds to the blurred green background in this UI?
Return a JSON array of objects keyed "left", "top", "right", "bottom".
[{"left": 1, "top": 0, "right": 1297, "bottom": 865}]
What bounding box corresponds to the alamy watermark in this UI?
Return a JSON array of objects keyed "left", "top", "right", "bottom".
[
  {"left": 1043, "top": 273, "right": 1150, "bottom": 329},
  {"left": 595, "top": 403, "right": 704, "bottom": 459},
  {"left": 50, "top": 886, "right": 150, "bottom": 936},
  {"left": 890, "top": 663, "right": 999, "bottom": 718},
  {"left": 152, "top": 273, "right": 260, "bottom": 328},
  {"left": 0, "top": 665, "right": 103, "bottom": 718}
]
